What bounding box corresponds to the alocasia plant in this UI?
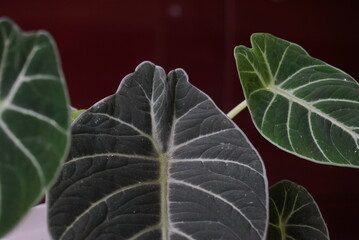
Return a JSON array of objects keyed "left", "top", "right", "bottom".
[{"left": 1, "top": 19, "right": 358, "bottom": 240}]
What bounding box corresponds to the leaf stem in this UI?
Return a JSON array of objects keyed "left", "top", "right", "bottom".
[{"left": 227, "top": 100, "right": 248, "bottom": 119}]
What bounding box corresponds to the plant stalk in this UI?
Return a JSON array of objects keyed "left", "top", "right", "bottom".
[{"left": 227, "top": 100, "right": 247, "bottom": 119}]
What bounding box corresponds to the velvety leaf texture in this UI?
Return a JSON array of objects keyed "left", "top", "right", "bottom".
[
  {"left": 48, "top": 62, "right": 268, "bottom": 240},
  {"left": 268, "top": 180, "right": 329, "bottom": 240},
  {"left": 235, "top": 33, "right": 359, "bottom": 167},
  {"left": 0, "top": 19, "right": 70, "bottom": 236}
]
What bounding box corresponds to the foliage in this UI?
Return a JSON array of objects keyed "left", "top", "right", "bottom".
[
  {"left": 0, "top": 19, "right": 70, "bottom": 236},
  {"left": 235, "top": 34, "right": 359, "bottom": 167},
  {"left": 48, "top": 62, "right": 267, "bottom": 239},
  {"left": 1, "top": 19, "right": 358, "bottom": 240},
  {"left": 268, "top": 180, "right": 328, "bottom": 240}
]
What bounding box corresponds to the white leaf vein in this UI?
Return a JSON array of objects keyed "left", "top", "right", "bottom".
[
  {"left": 286, "top": 223, "right": 327, "bottom": 237},
  {"left": 273, "top": 44, "right": 291, "bottom": 79},
  {"left": 278, "top": 64, "right": 327, "bottom": 88},
  {"left": 257, "top": 39, "right": 274, "bottom": 80},
  {"left": 170, "top": 227, "right": 196, "bottom": 240},
  {"left": 65, "top": 153, "right": 158, "bottom": 165},
  {"left": 0, "top": 119, "right": 45, "bottom": 186},
  {"left": 2, "top": 45, "right": 44, "bottom": 107},
  {"left": 269, "top": 85, "right": 359, "bottom": 148},
  {"left": 286, "top": 100, "right": 295, "bottom": 152},
  {"left": 58, "top": 181, "right": 158, "bottom": 240},
  {"left": 330, "top": 124, "right": 353, "bottom": 165},
  {"left": 22, "top": 74, "right": 59, "bottom": 82},
  {"left": 0, "top": 29, "right": 12, "bottom": 91},
  {"left": 170, "top": 158, "right": 263, "bottom": 177},
  {"left": 170, "top": 179, "right": 262, "bottom": 238},
  {"left": 310, "top": 98, "right": 359, "bottom": 105},
  {"left": 174, "top": 99, "right": 208, "bottom": 123},
  {"left": 237, "top": 51, "right": 266, "bottom": 87},
  {"left": 7, "top": 104, "right": 67, "bottom": 134},
  {"left": 171, "top": 128, "right": 234, "bottom": 152},
  {"left": 126, "top": 224, "right": 161, "bottom": 240},
  {"left": 289, "top": 78, "right": 349, "bottom": 93},
  {"left": 90, "top": 113, "right": 154, "bottom": 143},
  {"left": 307, "top": 112, "right": 332, "bottom": 162},
  {"left": 260, "top": 94, "right": 276, "bottom": 130}
]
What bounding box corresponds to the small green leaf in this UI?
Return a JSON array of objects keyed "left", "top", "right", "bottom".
[
  {"left": 71, "top": 109, "right": 85, "bottom": 121},
  {"left": 0, "top": 18, "right": 70, "bottom": 236},
  {"left": 235, "top": 33, "right": 359, "bottom": 167},
  {"left": 48, "top": 62, "right": 268, "bottom": 240},
  {"left": 268, "top": 180, "right": 329, "bottom": 240}
]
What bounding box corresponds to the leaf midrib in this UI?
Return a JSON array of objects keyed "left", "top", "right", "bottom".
[
  {"left": 159, "top": 151, "right": 169, "bottom": 240},
  {"left": 267, "top": 84, "right": 359, "bottom": 146},
  {"left": 254, "top": 38, "right": 359, "bottom": 145}
]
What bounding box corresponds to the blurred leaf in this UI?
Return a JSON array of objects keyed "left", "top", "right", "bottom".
[{"left": 0, "top": 18, "right": 70, "bottom": 236}]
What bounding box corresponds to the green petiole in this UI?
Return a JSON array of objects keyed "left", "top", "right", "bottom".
[{"left": 227, "top": 100, "right": 247, "bottom": 119}]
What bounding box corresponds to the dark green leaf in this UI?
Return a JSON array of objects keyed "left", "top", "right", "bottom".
[
  {"left": 235, "top": 33, "right": 359, "bottom": 167},
  {"left": 0, "top": 18, "right": 70, "bottom": 236},
  {"left": 48, "top": 62, "right": 268, "bottom": 240},
  {"left": 268, "top": 180, "right": 329, "bottom": 240}
]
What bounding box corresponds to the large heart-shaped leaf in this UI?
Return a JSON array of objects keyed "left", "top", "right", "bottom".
[
  {"left": 268, "top": 180, "right": 329, "bottom": 240},
  {"left": 235, "top": 33, "right": 359, "bottom": 167},
  {"left": 0, "top": 19, "right": 70, "bottom": 236},
  {"left": 48, "top": 62, "right": 268, "bottom": 240}
]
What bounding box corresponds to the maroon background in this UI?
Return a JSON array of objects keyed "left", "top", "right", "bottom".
[{"left": 2, "top": 0, "right": 359, "bottom": 239}]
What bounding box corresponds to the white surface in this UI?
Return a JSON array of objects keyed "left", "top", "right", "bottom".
[{"left": 2, "top": 203, "right": 51, "bottom": 240}]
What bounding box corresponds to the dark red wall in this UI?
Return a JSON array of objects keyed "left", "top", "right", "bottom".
[{"left": 2, "top": 0, "right": 359, "bottom": 239}]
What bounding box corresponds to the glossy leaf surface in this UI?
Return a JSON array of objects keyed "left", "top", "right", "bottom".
[
  {"left": 48, "top": 62, "right": 268, "bottom": 240},
  {"left": 235, "top": 33, "right": 359, "bottom": 167},
  {"left": 0, "top": 19, "right": 70, "bottom": 236},
  {"left": 268, "top": 180, "right": 329, "bottom": 240}
]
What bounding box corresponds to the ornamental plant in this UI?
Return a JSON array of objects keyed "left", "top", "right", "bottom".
[{"left": 0, "top": 18, "right": 358, "bottom": 240}]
